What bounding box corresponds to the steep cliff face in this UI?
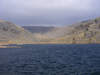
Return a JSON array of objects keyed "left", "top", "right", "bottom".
[{"left": 0, "top": 20, "right": 36, "bottom": 44}]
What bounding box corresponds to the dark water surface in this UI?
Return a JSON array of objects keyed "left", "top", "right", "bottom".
[{"left": 0, "top": 44, "right": 100, "bottom": 75}]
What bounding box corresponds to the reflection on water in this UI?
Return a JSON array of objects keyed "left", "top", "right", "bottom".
[{"left": 0, "top": 44, "right": 100, "bottom": 75}]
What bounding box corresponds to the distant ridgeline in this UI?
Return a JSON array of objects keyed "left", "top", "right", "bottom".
[
  {"left": 23, "top": 26, "right": 55, "bottom": 34},
  {"left": 1, "top": 17, "right": 100, "bottom": 44}
]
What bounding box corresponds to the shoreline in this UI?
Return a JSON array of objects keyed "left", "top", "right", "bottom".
[
  {"left": 0, "top": 45, "right": 7, "bottom": 48},
  {"left": 0, "top": 45, "right": 21, "bottom": 48},
  {"left": 0, "top": 42, "right": 100, "bottom": 48}
]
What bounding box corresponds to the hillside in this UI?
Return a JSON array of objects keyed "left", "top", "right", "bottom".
[
  {"left": 1, "top": 17, "right": 100, "bottom": 45},
  {"left": 0, "top": 20, "right": 36, "bottom": 45},
  {"left": 33, "top": 17, "right": 100, "bottom": 44},
  {"left": 56, "top": 17, "right": 100, "bottom": 44}
]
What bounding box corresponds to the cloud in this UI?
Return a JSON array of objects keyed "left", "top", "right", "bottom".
[
  {"left": 0, "top": 0, "right": 94, "bottom": 12},
  {"left": 0, "top": 0, "right": 100, "bottom": 26}
]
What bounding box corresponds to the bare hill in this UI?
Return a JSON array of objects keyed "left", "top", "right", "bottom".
[
  {"left": 1, "top": 17, "right": 100, "bottom": 44},
  {"left": 0, "top": 20, "right": 36, "bottom": 45},
  {"left": 34, "top": 17, "right": 100, "bottom": 44}
]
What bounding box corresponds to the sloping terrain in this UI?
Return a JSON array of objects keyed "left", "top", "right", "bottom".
[
  {"left": 33, "top": 17, "right": 100, "bottom": 44},
  {"left": 1, "top": 17, "right": 100, "bottom": 45},
  {"left": 0, "top": 20, "right": 36, "bottom": 45}
]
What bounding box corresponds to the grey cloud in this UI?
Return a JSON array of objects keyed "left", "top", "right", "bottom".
[{"left": 0, "top": 0, "right": 100, "bottom": 26}]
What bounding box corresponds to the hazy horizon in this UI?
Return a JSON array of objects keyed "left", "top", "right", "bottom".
[{"left": 0, "top": 0, "right": 100, "bottom": 26}]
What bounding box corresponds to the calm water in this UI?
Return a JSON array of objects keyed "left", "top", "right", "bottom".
[{"left": 0, "top": 44, "right": 100, "bottom": 75}]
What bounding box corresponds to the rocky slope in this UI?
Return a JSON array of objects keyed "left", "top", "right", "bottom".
[
  {"left": 33, "top": 17, "right": 100, "bottom": 44},
  {"left": 1, "top": 17, "right": 100, "bottom": 45},
  {"left": 0, "top": 20, "right": 36, "bottom": 45}
]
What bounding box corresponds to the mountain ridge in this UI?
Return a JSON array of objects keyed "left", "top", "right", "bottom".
[
  {"left": 0, "top": 20, "right": 37, "bottom": 45},
  {"left": 23, "top": 26, "right": 55, "bottom": 34},
  {"left": 31, "top": 17, "right": 100, "bottom": 44},
  {"left": 1, "top": 17, "right": 100, "bottom": 45}
]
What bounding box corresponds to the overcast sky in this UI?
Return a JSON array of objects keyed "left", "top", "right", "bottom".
[{"left": 0, "top": 0, "right": 100, "bottom": 26}]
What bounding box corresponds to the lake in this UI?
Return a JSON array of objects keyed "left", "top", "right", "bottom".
[{"left": 0, "top": 44, "right": 100, "bottom": 75}]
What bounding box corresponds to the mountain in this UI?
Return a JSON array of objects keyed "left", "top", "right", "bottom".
[
  {"left": 23, "top": 26, "right": 55, "bottom": 34},
  {"left": 1, "top": 17, "right": 100, "bottom": 45},
  {"left": 33, "top": 17, "right": 100, "bottom": 44},
  {"left": 0, "top": 20, "right": 36, "bottom": 45}
]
